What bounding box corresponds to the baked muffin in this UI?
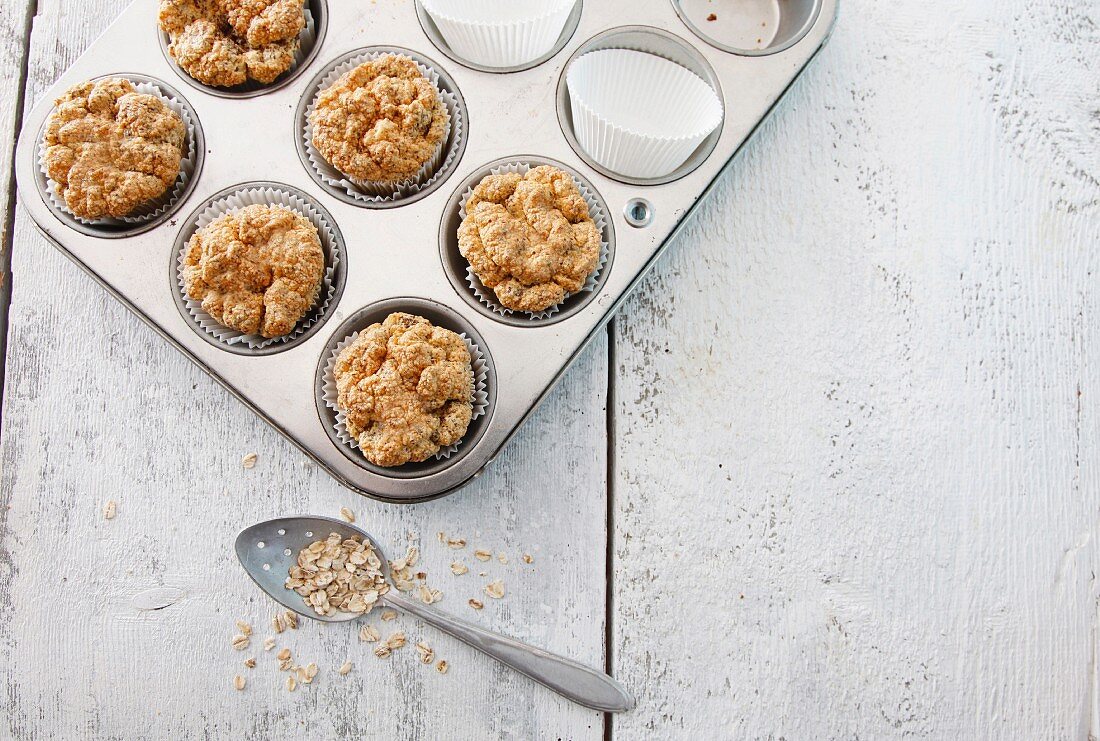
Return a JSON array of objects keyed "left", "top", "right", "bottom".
[
  {"left": 159, "top": 0, "right": 306, "bottom": 88},
  {"left": 458, "top": 166, "right": 601, "bottom": 313},
  {"left": 42, "top": 78, "right": 186, "bottom": 220},
  {"left": 310, "top": 54, "right": 449, "bottom": 184},
  {"left": 182, "top": 204, "right": 325, "bottom": 339},
  {"left": 334, "top": 313, "right": 474, "bottom": 467}
]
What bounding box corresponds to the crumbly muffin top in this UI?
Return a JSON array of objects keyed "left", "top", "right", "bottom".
[
  {"left": 158, "top": 0, "right": 305, "bottom": 88},
  {"left": 182, "top": 204, "right": 325, "bottom": 339},
  {"left": 458, "top": 166, "right": 601, "bottom": 313},
  {"left": 42, "top": 78, "right": 186, "bottom": 220},
  {"left": 310, "top": 54, "right": 449, "bottom": 183},
  {"left": 334, "top": 313, "right": 474, "bottom": 468}
]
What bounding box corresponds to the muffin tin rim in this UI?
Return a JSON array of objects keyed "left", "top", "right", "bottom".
[
  {"left": 313, "top": 296, "right": 499, "bottom": 481},
  {"left": 292, "top": 45, "right": 470, "bottom": 210},
  {"left": 438, "top": 155, "right": 617, "bottom": 328},
  {"left": 156, "top": 0, "right": 330, "bottom": 100},
  {"left": 412, "top": 0, "right": 585, "bottom": 75},
  {"left": 32, "top": 72, "right": 207, "bottom": 240},
  {"left": 168, "top": 180, "right": 348, "bottom": 357}
]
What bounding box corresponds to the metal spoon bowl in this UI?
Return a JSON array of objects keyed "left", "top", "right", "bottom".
[{"left": 236, "top": 516, "right": 635, "bottom": 713}]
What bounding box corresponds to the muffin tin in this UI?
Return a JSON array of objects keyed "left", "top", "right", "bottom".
[{"left": 15, "top": 0, "right": 837, "bottom": 503}]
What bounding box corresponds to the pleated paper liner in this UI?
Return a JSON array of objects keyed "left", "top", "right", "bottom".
[
  {"left": 321, "top": 329, "right": 490, "bottom": 462},
  {"left": 458, "top": 161, "right": 609, "bottom": 321},
  {"left": 39, "top": 77, "right": 199, "bottom": 227},
  {"left": 566, "top": 48, "right": 724, "bottom": 180},
  {"left": 303, "top": 50, "right": 463, "bottom": 204},
  {"left": 176, "top": 186, "right": 341, "bottom": 351},
  {"left": 420, "top": 0, "right": 576, "bottom": 68}
]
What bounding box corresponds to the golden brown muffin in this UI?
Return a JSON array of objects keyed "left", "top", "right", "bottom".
[
  {"left": 458, "top": 166, "right": 601, "bottom": 313},
  {"left": 42, "top": 78, "right": 186, "bottom": 220},
  {"left": 310, "top": 54, "right": 449, "bottom": 184},
  {"left": 334, "top": 313, "right": 474, "bottom": 467},
  {"left": 182, "top": 204, "right": 325, "bottom": 339},
  {"left": 159, "top": 0, "right": 305, "bottom": 88}
]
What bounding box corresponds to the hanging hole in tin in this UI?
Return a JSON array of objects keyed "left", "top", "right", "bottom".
[{"left": 624, "top": 198, "right": 654, "bottom": 228}]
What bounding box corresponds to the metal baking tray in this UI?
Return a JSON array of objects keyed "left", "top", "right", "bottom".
[{"left": 15, "top": 0, "right": 837, "bottom": 502}]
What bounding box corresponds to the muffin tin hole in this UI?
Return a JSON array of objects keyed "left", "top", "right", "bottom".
[
  {"left": 169, "top": 182, "right": 347, "bottom": 356},
  {"left": 294, "top": 47, "right": 469, "bottom": 209},
  {"left": 671, "top": 0, "right": 822, "bottom": 56},
  {"left": 157, "top": 0, "right": 328, "bottom": 99},
  {"left": 555, "top": 26, "right": 724, "bottom": 186},
  {"left": 414, "top": 0, "right": 584, "bottom": 74},
  {"left": 438, "top": 156, "right": 616, "bottom": 328},
  {"left": 314, "top": 298, "right": 497, "bottom": 480},
  {"left": 34, "top": 74, "right": 205, "bottom": 239}
]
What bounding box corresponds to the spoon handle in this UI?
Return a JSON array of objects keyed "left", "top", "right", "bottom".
[{"left": 383, "top": 593, "right": 635, "bottom": 713}]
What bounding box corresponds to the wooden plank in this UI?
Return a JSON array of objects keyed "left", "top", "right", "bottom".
[
  {"left": 611, "top": 0, "right": 1100, "bottom": 737},
  {"left": 0, "top": 0, "right": 34, "bottom": 361},
  {"left": 0, "top": 2, "right": 608, "bottom": 738}
]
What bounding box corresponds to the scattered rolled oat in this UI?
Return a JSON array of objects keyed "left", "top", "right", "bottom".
[
  {"left": 450, "top": 561, "right": 468, "bottom": 576},
  {"left": 405, "top": 546, "right": 419, "bottom": 567},
  {"left": 485, "top": 580, "right": 505, "bottom": 599},
  {"left": 301, "top": 663, "right": 319, "bottom": 684},
  {"left": 103, "top": 500, "right": 117, "bottom": 520},
  {"left": 279, "top": 658, "right": 294, "bottom": 672},
  {"left": 386, "top": 632, "right": 406, "bottom": 650},
  {"left": 273, "top": 614, "right": 285, "bottom": 634},
  {"left": 360, "top": 625, "right": 381, "bottom": 642},
  {"left": 468, "top": 598, "right": 483, "bottom": 611},
  {"left": 231, "top": 634, "right": 250, "bottom": 651},
  {"left": 286, "top": 675, "right": 297, "bottom": 692},
  {"left": 374, "top": 645, "right": 392, "bottom": 659},
  {"left": 447, "top": 537, "right": 466, "bottom": 549},
  {"left": 522, "top": 554, "right": 534, "bottom": 564},
  {"left": 242, "top": 453, "right": 258, "bottom": 469},
  {"left": 436, "top": 660, "right": 448, "bottom": 674},
  {"left": 340, "top": 507, "right": 356, "bottom": 523},
  {"left": 497, "top": 553, "right": 508, "bottom": 564},
  {"left": 284, "top": 611, "right": 298, "bottom": 630},
  {"left": 474, "top": 549, "right": 492, "bottom": 562},
  {"left": 244, "top": 658, "right": 256, "bottom": 669},
  {"left": 418, "top": 584, "right": 444, "bottom": 605},
  {"left": 339, "top": 661, "right": 353, "bottom": 675},
  {"left": 234, "top": 675, "right": 246, "bottom": 691},
  {"left": 381, "top": 609, "right": 398, "bottom": 622},
  {"left": 416, "top": 641, "right": 434, "bottom": 665},
  {"left": 286, "top": 532, "right": 388, "bottom": 617},
  {"left": 236, "top": 620, "right": 252, "bottom": 636},
  {"left": 263, "top": 637, "right": 276, "bottom": 651},
  {"left": 277, "top": 648, "right": 291, "bottom": 662}
]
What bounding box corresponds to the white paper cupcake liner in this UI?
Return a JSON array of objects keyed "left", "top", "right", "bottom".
[
  {"left": 303, "top": 51, "right": 462, "bottom": 204},
  {"left": 566, "top": 48, "right": 724, "bottom": 180},
  {"left": 421, "top": 0, "right": 576, "bottom": 68},
  {"left": 39, "top": 79, "right": 198, "bottom": 226},
  {"left": 176, "top": 186, "right": 340, "bottom": 350},
  {"left": 458, "top": 162, "right": 609, "bottom": 321},
  {"left": 322, "top": 328, "right": 490, "bottom": 462}
]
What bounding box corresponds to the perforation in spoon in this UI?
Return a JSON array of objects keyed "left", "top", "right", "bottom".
[
  {"left": 262, "top": 563, "right": 271, "bottom": 571},
  {"left": 257, "top": 541, "right": 265, "bottom": 548}
]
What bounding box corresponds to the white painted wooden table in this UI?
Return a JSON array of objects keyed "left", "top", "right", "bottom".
[{"left": 2, "top": 1, "right": 1097, "bottom": 738}]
